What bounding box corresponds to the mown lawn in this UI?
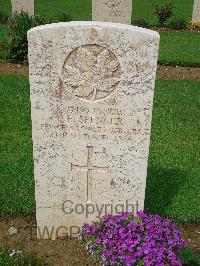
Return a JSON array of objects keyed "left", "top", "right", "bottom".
[
  {"left": 0, "top": 75, "right": 199, "bottom": 222},
  {"left": 0, "top": 0, "right": 194, "bottom": 24},
  {"left": 158, "top": 32, "right": 200, "bottom": 67},
  {"left": 146, "top": 78, "right": 200, "bottom": 222},
  {"left": 0, "top": 75, "right": 34, "bottom": 214}
]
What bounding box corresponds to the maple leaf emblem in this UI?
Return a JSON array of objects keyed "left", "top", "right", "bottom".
[{"left": 63, "top": 44, "right": 121, "bottom": 101}]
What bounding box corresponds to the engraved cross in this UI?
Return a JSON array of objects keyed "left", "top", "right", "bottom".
[{"left": 71, "top": 146, "right": 108, "bottom": 202}]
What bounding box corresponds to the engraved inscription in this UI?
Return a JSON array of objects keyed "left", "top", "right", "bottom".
[
  {"left": 63, "top": 44, "right": 122, "bottom": 101},
  {"left": 104, "top": 0, "right": 121, "bottom": 9},
  {"left": 40, "top": 106, "right": 151, "bottom": 142},
  {"left": 71, "top": 146, "right": 108, "bottom": 202}
]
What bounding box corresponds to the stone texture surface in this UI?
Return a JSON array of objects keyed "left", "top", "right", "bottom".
[
  {"left": 11, "top": 0, "right": 34, "bottom": 16},
  {"left": 92, "top": 0, "right": 132, "bottom": 24},
  {"left": 8, "top": 226, "right": 18, "bottom": 236},
  {"left": 192, "top": 0, "right": 200, "bottom": 23},
  {"left": 28, "top": 21, "right": 159, "bottom": 239}
]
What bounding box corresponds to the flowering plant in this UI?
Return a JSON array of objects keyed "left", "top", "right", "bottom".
[{"left": 78, "top": 211, "right": 186, "bottom": 265}]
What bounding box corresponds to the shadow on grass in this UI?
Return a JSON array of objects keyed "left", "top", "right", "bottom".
[{"left": 145, "top": 167, "right": 186, "bottom": 217}]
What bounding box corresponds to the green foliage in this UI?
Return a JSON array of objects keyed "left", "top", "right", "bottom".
[
  {"left": 181, "top": 247, "right": 200, "bottom": 266},
  {"left": 57, "top": 12, "right": 73, "bottom": 22},
  {"left": 133, "top": 16, "right": 150, "bottom": 28},
  {"left": 153, "top": 1, "right": 174, "bottom": 27},
  {"left": 169, "top": 18, "right": 187, "bottom": 30},
  {"left": 134, "top": 0, "right": 192, "bottom": 26},
  {"left": 0, "top": 12, "right": 8, "bottom": 24},
  {"left": 8, "top": 12, "right": 35, "bottom": 63},
  {"left": 7, "top": 11, "right": 47, "bottom": 63},
  {"left": 0, "top": 247, "right": 44, "bottom": 266},
  {"left": 0, "top": 25, "right": 9, "bottom": 60}
]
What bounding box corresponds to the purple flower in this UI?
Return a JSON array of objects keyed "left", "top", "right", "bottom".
[
  {"left": 84, "top": 224, "right": 91, "bottom": 235},
  {"left": 78, "top": 211, "right": 186, "bottom": 265},
  {"left": 96, "top": 237, "right": 101, "bottom": 244},
  {"left": 92, "top": 223, "right": 98, "bottom": 234}
]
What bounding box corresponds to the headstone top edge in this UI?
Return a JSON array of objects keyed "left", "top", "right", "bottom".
[{"left": 27, "top": 21, "right": 160, "bottom": 38}]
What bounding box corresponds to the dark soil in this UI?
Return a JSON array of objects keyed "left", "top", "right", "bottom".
[
  {"left": 0, "top": 216, "right": 98, "bottom": 266},
  {"left": 180, "top": 223, "right": 200, "bottom": 252},
  {"left": 0, "top": 61, "right": 200, "bottom": 80},
  {"left": 0, "top": 60, "right": 28, "bottom": 76},
  {"left": 157, "top": 65, "right": 200, "bottom": 80},
  {"left": 0, "top": 216, "right": 199, "bottom": 265}
]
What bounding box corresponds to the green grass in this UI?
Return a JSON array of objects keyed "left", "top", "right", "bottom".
[
  {"left": 0, "top": 0, "right": 194, "bottom": 24},
  {"left": 181, "top": 247, "right": 200, "bottom": 265},
  {"left": 159, "top": 32, "right": 200, "bottom": 67},
  {"left": 146, "top": 78, "right": 200, "bottom": 222},
  {"left": 0, "top": 25, "right": 8, "bottom": 43},
  {"left": 0, "top": 76, "right": 34, "bottom": 214},
  {"left": 0, "top": 25, "right": 9, "bottom": 60},
  {"left": 0, "top": 75, "right": 200, "bottom": 222},
  {"left": 0, "top": 247, "right": 44, "bottom": 266}
]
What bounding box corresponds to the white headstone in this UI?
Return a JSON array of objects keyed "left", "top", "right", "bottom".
[
  {"left": 192, "top": 0, "right": 200, "bottom": 23},
  {"left": 28, "top": 21, "right": 159, "bottom": 239},
  {"left": 11, "top": 0, "right": 34, "bottom": 16},
  {"left": 92, "top": 0, "right": 132, "bottom": 24}
]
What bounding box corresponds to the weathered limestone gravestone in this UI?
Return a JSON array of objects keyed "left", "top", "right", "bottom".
[
  {"left": 28, "top": 21, "right": 159, "bottom": 239},
  {"left": 192, "top": 0, "right": 200, "bottom": 23},
  {"left": 92, "top": 0, "right": 132, "bottom": 24},
  {"left": 11, "top": 0, "right": 34, "bottom": 16}
]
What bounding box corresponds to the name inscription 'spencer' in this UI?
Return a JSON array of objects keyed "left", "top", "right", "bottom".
[{"left": 62, "top": 44, "right": 122, "bottom": 101}]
